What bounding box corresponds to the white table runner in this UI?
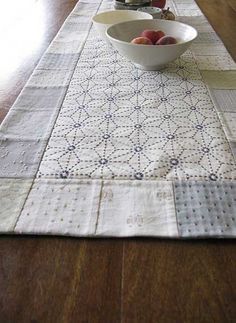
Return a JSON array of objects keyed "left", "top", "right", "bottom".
[{"left": 1, "top": 0, "right": 236, "bottom": 238}]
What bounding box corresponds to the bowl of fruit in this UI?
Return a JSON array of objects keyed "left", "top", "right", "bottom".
[
  {"left": 106, "top": 19, "right": 197, "bottom": 70},
  {"left": 92, "top": 10, "right": 153, "bottom": 43}
]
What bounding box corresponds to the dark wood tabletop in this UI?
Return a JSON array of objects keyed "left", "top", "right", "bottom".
[{"left": 0, "top": 1, "right": 236, "bottom": 322}]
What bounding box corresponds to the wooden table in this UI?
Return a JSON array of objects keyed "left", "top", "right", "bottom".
[{"left": 0, "top": 1, "right": 235, "bottom": 322}]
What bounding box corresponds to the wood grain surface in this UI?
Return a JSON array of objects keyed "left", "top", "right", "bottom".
[{"left": 0, "top": 0, "right": 235, "bottom": 322}]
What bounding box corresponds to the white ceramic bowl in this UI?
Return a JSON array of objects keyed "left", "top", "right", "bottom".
[
  {"left": 92, "top": 10, "right": 153, "bottom": 43},
  {"left": 106, "top": 19, "right": 198, "bottom": 70}
]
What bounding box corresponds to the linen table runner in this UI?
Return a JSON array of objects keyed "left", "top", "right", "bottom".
[{"left": 1, "top": 0, "right": 236, "bottom": 238}]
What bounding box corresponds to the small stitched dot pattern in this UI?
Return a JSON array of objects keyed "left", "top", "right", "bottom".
[
  {"left": 174, "top": 181, "right": 236, "bottom": 237},
  {"left": 15, "top": 179, "right": 101, "bottom": 236}
]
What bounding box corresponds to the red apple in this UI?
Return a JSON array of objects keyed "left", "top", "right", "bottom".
[
  {"left": 131, "top": 37, "right": 153, "bottom": 45},
  {"left": 155, "top": 30, "right": 165, "bottom": 41},
  {"left": 151, "top": 0, "right": 166, "bottom": 9},
  {"left": 156, "top": 36, "right": 177, "bottom": 45},
  {"left": 141, "top": 30, "right": 165, "bottom": 44}
]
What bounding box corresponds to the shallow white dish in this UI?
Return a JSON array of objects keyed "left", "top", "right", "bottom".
[
  {"left": 114, "top": 1, "right": 152, "bottom": 10},
  {"left": 106, "top": 19, "right": 198, "bottom": 70},
  {"left": 137, "top": 6, "right": 162, "bottom": 19},
  {"left": 92, "top": 10, "right": 153, "bottom": 43}
]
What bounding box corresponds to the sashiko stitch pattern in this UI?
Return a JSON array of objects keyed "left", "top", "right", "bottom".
[{"left": 38, "top": 42, "right": 236, "bottom": 182}]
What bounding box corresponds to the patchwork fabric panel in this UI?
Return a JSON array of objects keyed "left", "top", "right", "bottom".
[
  {"left": 0, "top": 179, "right": 32, "bottom": 232},
  {"left": 15, "top": 179, "right": 102, "bottom": 236},
  {"left": 210, "top": 90, "right": 236, "bottom": 113},
  {"left": 0, "top": 137, "right": 47, "bottom": 178},
  {"left": 174, "top": 181, "right": 236, "bottom": 237},
  {"left": 179, "top": 16, "right": 236, "bottom": 71},
  {"left": 97, "top": 180, "right": 178, "bottom": 237},
  {"left": 171, "top": 0, "right": 202, "bottom": 16}
]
